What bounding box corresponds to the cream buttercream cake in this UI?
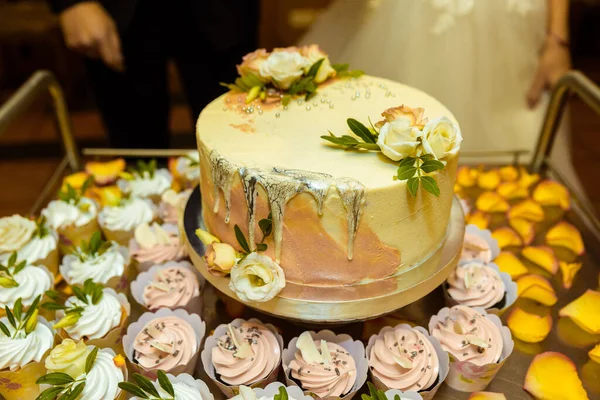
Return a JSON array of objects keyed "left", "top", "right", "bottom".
[{"left": 195, "top": 46, "right": 461, "bottom": 294}]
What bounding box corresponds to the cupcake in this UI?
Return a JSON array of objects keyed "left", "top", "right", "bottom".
[
  {"left": 130, "top": 261, "right": 202, "bottom": 313},
  {"left": 460, "top": 225, "right": 500, "bottom": 265},
  {"left": 123, "top": 308, "right": 206, "bottom": 378},
  {"left": 0, "top": 297, "right": 55, "bottom": 400},
  {"left": 283, "top": 330, "right": 368, "bottom": 399},
  {"left": 160, "top": 189, "right": 192, "bottom": 224},
  {"left": 40, "top": 339, "right": 127, "bottom": 400},
  {"left": 202, "top": 318, "right": 283, "bottom": 397},
  {"left": 60, "top": 231, "right": 130, "bottom": 291},
  {"left": 0, "top": 215, "right": 59, "bottom": 275},
  {"left": 173, "top": 151, "right": 200, "bottom": 189},
  {"left": 41, "top": 180, "right": 99, "bottom": 253},
  {"left": 121, "top": 371, "right": 214, "bottom": 400},
  {"left": 45, "top": 281, "right": 130, "bottom": 354},
  {"left": 231, "top": 382, "right": 315, "bottom": 400},
  {"left": 428, "top": 305, "right": 514, "bottom": 392},
  {"left": 118, "top": 159, "right": 173, "bottom": 203},
  {"left": 366, "top": 324, "right": 449, "bottom": 399},
  {"left": 98, "top": 196, "right": 157, "bottom": 246},
  {"left": 445, "top": 261, "right": 517, "bottom": 314},
  {"left": 0, "top": 254, "right": 54, "bottom": 316},
  {"left": 129, "top": 222, "right": 187, "bottom": 272}
]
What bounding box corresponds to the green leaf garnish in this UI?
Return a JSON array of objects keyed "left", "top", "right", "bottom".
[
  {"left": 118, "top": 382, "right": 150, "bottom": 399},
  {"left": 407, "top": 177, "right": 420, "bottom": 197},
  {"left": 8, "top": 252, "right": 16, "bottom": 266},
  {"left": 255, "top": 243, "right": 268, "bottom": 252},
  {"left": 258, "top": 212, "right": 273, "bottom": 241},
  {"left": 71, "top": 286, "right": 88, "bottom": 305},
  {"left": 332, "top": 63, "right": 349, "bottom": 73},
  {"left": 36, "top": 372, "right": 75, "bottom": 386},
  {"left": 5, "top": 306, "right": 16, "bottom": 329},
  {"left": 274, "top": 386, "right": 289, "bottom": 400},
  {"left": 307, "top": 58, "right": 325, "bottom": 78},
  {"left": 62, "top": 382, "right": 86, "bottom": 400},
  {"left": 421, "top": 176, "right": 441, "bottom": 196},
  {"left": 397, "top": 165, "right": 417, "bottom": 180},
  {"left": 13, "top": 298, "right": 22, "bottom": 321},
  {"left": 420, "top": 159, "right": 445, "bottom": 173},
  {"left": 85, "top": 347, "right": 99, "bottom": 374},
  {"left": 234, "top": 225, "right": 251, "bottom": 254},
  {"left": 157, "top": 370, "right": 175, "bottom": 397},
  {"left": 133, "top": 373, "right": 161, "bottom": 398},
  {"left": 0, "top": 321, "right": 10, "bottom": 336},
  {"left": 347, "top": 118, "right": 376, "bottom": 144},
  {"left": 36, "top": 386, "right": 65, "bottom": 400}
]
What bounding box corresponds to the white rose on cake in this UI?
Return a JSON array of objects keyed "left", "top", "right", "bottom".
[
  {"left": 0, "top": 215, "right": 36, "bottom": 253},
  {"left": 377, "top": 117, "right": 423, "bottom": 161},
  {"left": 300, "top": 44, "right": 336, "bottom": 84},
  {"left": 421, "top": 116, "right": 462, "bottom": 160},
  {"left": 259, "top": 47, "right": 309, "bottom": 90},
  {"left": 237, "top": 48, "right": 269, "bottom": 79},
  {"left": 229, "top": 252, "right": 285, "bottom": 303}
]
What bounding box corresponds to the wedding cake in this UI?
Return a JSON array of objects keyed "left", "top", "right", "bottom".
[{"left": 195, "top": 46, "right": 461, "bottom": 303}]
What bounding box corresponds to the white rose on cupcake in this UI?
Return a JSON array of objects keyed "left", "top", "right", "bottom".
[
  {"left": 421, "top": 116, "right": 462, "bottom": 160},
  {"left": 259, "top": 47, "right": 309, "bottom": 90},
  {"left": 0, "top": 215, "right": 36, "bottom": 253},
  {"left": 300, "top": 44, "right": 336, "bottom": 84},
  {"left": 229, "top": 253, "right": 285, "bottom": 303}
]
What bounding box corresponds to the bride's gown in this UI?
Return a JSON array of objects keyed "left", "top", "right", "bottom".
[{"left": 301, "top": 0, "right": 587, "bottom": 201}]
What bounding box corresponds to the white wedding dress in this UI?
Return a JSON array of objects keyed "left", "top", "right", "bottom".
[{"left": 301, "top": 0, "right": 587, "bottom": 200}]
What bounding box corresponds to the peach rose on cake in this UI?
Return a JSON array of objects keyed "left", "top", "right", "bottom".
[
  {"left": 205, "top": 242, "right": 238, "bottom": 276},
  {"left": 237, "top": 48, "right": 269, "bottom": 79},
  {"left": 229, "top": 253, "right": 285, "bottom": 303},
  {"left": 300, "top": 44, "right": 336, "bottom": 84},
  {"left": 421, "top": 116, "right": 462, "bottom": 160},
  {"left": 259, "top": 47, "right": 309, "bottom": 90},
  {"left": 375, "top": 105, "right": 428, "bottom": 129}
]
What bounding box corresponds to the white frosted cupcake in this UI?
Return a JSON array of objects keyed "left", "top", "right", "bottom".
[
  {"left": 0, "top": 297, "right": 56, "bottom": 400},
  {"left": 362, "top": 383, "right": 424, "bottom": 400},
  {"left": 60, "top": 232, "right": 130, "bottom": 290},
  {"left": 129, "top": 222, "right": 188, "bottom": 272},
  {"left": 41, "top": 181, "right": 99, "bottom": 254},
  {"left": 98, "top": 196, "right": 157, "bottom": 246},
  {"left": 174, "top": 151, "right": 200, "bottom": 189},
  {"left": 40, "top": 339, "right": 127, "bottom": 400},
  {"left": 121, "top": 371, "right": 214, "bottom": 400},
  {"left": 46, "top": 282, "right": 130, "bottom": 355},
  {"left": 160, "top": 189, "right": 192, "bottom": 224},
  {"left": 118, "top": 160, "right": 173, "bottom": 203},
  {"left": 230, "top": 382, "right": 315, "bottom": 400},
  {"left": 0, "top": 255, "right": 54, "bottom": 317}
]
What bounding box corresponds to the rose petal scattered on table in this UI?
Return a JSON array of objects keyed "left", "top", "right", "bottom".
[
  {"left": 495, "top": 251, "right": 529, "bottom": 279},
  {"left": 522, "top": 246, "right": 559, "bottom": 275},
  {"left": 62, "top": 171, "right": 90, "bottom": 190},
  {"left": 457, "top": 166, "right": 479, "bottom": 188},
  {"left": 559, "top": 290, "right": 600, "bottom": 335},
  {"left": 507, "top": 305, "right": 552, "bottom": 343},
  {"left": 497, "top": 182, "right": 529, "bottom": 200},
  {"left": 559, "top": 261, "right": 583, "bottom": 290},
  {"left": 477, "top": 169, "right": 501, "bottom": 190},
  {"left": 492, "top": 227, "right": 523, "bottom": 249},
  {"left": 507, "top": 199, "right": 545, "bottom": 222},
  {"left": 546, "top": 221, "right": 585, "bottom": 256},
  {"left": 509, "top": 218, "right": 536, "bottom": 245},
  {"left": 557, "top": 318, "right": 600, "bottom": 349},
  {"left": 468, "top": 392, "right": 506, "bottom": 400},
  {"left": 85, "top": 158, "right": 126, "bottom": 185},
  {"left": 589, "top": 344, "right": 600, "bottom": 364},
  {"left": 88, "top": 185, "right": 122, "bottom": 207},
  {"left": 476, "top": 191, "right": 510, "bottom": 213},
  {"left": 518, "top": 167, "right": 541, "bottom": 189},
  {"left": 499, "top": 165, "right": 519, "bottom": 182},
  {"left": 533, "top": 180, "right": 571, "bottom": 211},
  {"left": 524, "top": 352, "right": 589, "bottom": 400},
  {"left": 466, "top": 211, "right": 491, "bottom": 230},
  {"left": 517, "top": 274, "right": 558, "bottom": 306}
]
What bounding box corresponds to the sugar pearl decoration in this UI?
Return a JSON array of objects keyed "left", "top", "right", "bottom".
[
  {"left": 321, "top": 98, "right": 326, "bottom": 103},
  {"left": 329, "top": 104, "right": 334, "bottom": 109},
  {"left": 306, "top": 106, "right": 311, "bottom": 111},
  {"left": 275, "top": 113, "right": 281, "bottom": 118}
]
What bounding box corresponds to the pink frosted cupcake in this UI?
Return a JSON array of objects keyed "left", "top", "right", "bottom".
[
  {"left": 129, "top": 222, "right": 187, "bottom": 272},
  {"left": 159, "top": 189, "right": 192, "bottom": 224},
  {"left": 460, "top": 225, "right": 499, "bottom": 265}
]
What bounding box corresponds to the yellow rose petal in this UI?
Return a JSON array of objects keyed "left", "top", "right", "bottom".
[
  {"left": 517, "top": 274, "right": 558, "bottom": 306},
  {"left": 559, "top": 290, "right": 600, "bottom": 335},
  {"left": 499, "top": 165, "right": 519, "bottom": 182},
  {"left": 518, "top": 167, "right": 541, "bottom": 189},
  {"left": 509, "top": 218, "right": 536, "bottom": 245},
  {"left": 497, "top": 182, "right": 529, "bottom": 200},
  {"left": 589, "top": 344, "right": 600, "bottom": 364},
  {"left": 62, "top": 172, "right": 90, "bottom": 190},
  {"left": 457, "top": 166, "right": 479, "bottom": 188},
  {"left": 546, "top": 221, "right": 585, "bottom": 256},
  {"left": 508, "top": 199, "right": 545, "bottom": 222},
  {"left": 466, "top": 211, "right": 491, "bottom": 230},
  {"left": 524, "top": 352, "right": 589, "bottom": 400},
  {"left": 85, "top": 158, "right": 126, "bottom": 185},
  {"left": 492, "top": 227, "right": 523, "bottom": 249},
  {"left": 477, "top": 170, "right": 501, "bottom": 190},
  {"left": 507, "top": 304, "right": 552, "bottom": 343},
  {"left": 495, "top": 251, "right": 528, "bottom": 279},
  {"left": 533, "top": 180, "right": 571, "bottom": 210},
  {"left": 468, "top": 392, "right": 506, "bottom": 400},
  {"left": 476, "top": 192, "right": 510, "bottom": 213},
  {"left": 522, "top": 246, "right": 558, "bottom": 275},
  {"left": 560, "top": 261, "right": 583, "bottom": 290}
]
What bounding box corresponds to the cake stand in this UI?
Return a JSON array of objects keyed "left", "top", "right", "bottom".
[{"left": 182, "top": 187, "right": 465, "bottom": 323}]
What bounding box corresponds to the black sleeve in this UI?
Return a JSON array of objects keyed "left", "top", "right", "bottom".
[{"left": 48, "top": 0, "right": 90, "bottom": 14}]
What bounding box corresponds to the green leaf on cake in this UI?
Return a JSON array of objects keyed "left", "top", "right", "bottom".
[
  {"left": 332, "top": 63, "right": 349, "bottom": 73},
  {"left": 421, "top": 176, "right": 441, "bottom": 197},
  {"left": 347, "top": 118, "right": 376, "bottom": 143},
  {"left": 118, "top": 382, "right": 150, "bottom": 399},
  {"left": 281, "top": 94, "right": 291, "bottom": 106},
  {"left": 259, "top": 213, "right": 273, "bottom": 239},
  {"left": 307, "top": 58, "right": 325, "bottom": 78},
  {"left": 234, "top": 225, "right": 251, "bottom": 254},
  {"left": 398, "top": 157, "right": 416, "bottom": 167},
  {"left": 407, "top": 177, "right": 420, "bottom": 197},
  {"left": 133, "top": 373, "right": 161, "bottom": 398},
  {"left": 255, "top": 243, "right": 268, "bottom": 252},
  {"left": 397, "top": 165, "right": 417, "bottom": 180},
  {"left": 420, "top": 159, "right": 445, "bottom": 173},
  {"left": 157, "top": 370, "right": 175, "bottom": 397}
]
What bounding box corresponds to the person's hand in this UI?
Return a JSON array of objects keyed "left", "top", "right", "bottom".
[
  {"left": 526, "top": 38, "right": 571, "bottom": 108},
  {"left": 59, "top": 2, "right": 124, "bottom": 72}
]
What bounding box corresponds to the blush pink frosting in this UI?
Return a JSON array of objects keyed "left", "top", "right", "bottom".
[
  {"left": 430, "top": 306, "right": 503, "bottom": 366},
  {"left": 369, "top": 327, "right": 439, "bottom": 392},
  {"left": 288, "top": 341, "right": 357, "bottom": 398},
  {"left": 460, "top": 234, "right": 492, "bottom": 264},
  {"left": 447, "top": 263, "right": 505, "bottom": 309},
  {"left": 211, "top": 322, "right": 280, "bottom": 386},
  {"left": 130, "top": 227, "right": 187, "bottom": 265},
  {"left": 143, "top": 267, "right": 200, "bottom": 310},
  {"left": 133, "top": 316, "right": 198, "bottom": 373}
]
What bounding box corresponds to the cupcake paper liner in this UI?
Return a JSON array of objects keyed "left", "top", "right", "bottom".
[
  {"left": 365, "top": 324, "right": 449, "bottom": 400},
  {"left": 236, "top": 382, "right": 315, "bottom": 400},
  {"left": 57, "top": 219, "right": 100, "bottom": 255},
  {"left": 201, "top": 318, "right": 284, "bottom": 398},
  {"left": 282, "top": 330, "right": 368, "bottom": 400},
  {"left": 0, "top": 318, "right": 56, "bottom": 400},
  {"left": 129, "top": 223, "right": 186, "bottom": 273},
  {"left": 382, "top": 389, "right": 423, "bottom": 400},
  {"left": 130, "top": 261, "right": 204, "bottom": 315},
  {"left": 459, "top": 225, "right": 500, "bottom": 265},
  {"left": 164, "top": 373, "right": 215, "bottom": 400},
  {"left": 427, "top": 307, "right": 514, "bottom": 392},
  {"left": 123, "top": 308, "right": 206, "bottom": 379},
  {"left": 55, "top": 288, "right": 131, "bottom": 355},
  {"left": 444, "top": 262, "right": 518, "bottom": 316},
  {"left": 60, "top": 245, "right": 132, "bottom": 292}
]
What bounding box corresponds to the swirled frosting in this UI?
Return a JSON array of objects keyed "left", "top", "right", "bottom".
[
  {"left": 0, "top": 264, "right": 52, "bottom": 308},
  {"left": 160, "top": 189, "right": 192, "bottom": 224},
  {"left": 63, "top": 290, "right": 124, "bottom": 340},
  {"left": 176, "top": 152, "right": 200, "bottom": 182},
  {"left": 447, "top": 263, "right": 505, "bottom": 309},
  {"left": 143, "top": 266, "right": 200, "bottom": 310},
  {"left": 130, "top": 223, "right": 187, "bottom": 265},
  {"left": 79, "top": 349, "right": 125, "bottom": 400},
  {"left": 133, "top": 316, "right": 198, "bottom": 372},
  {"left": 0, "top": 317, "right": 54, "bottom": 371},
  {"left": 42, "top": 198, "right": 98, "bottom": 229},
  {"left": 120, "top": 169, "right": 173, "bottom": 198},
  {"left": 460, "top": 234, "right": 493, "bottom": 264},
  {"left": 99, "top": 197, "right": 156, "bottom": 232},
  {"left": 212, "top": 322, "right": 280, "bottom": 386},
  {"left": 369, "top": 327, "right": 439, "bottom": 392},
  {"left": 289, "top": 340, "right": 357, "bottom": 398},
  {"left": 430, "top": 305, "right": 503, "bottom": 366},
  {"left": 62, "top": 243, "right": 127, "bottom": 285},
  {"left": 136, "top": 376, "right": 210, "bottom": 400},
  {"left": 0, "top": 229, "right": 58, "bottom": 265}
]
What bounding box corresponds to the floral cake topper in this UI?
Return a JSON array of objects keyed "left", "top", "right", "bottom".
[
  {"left": 222, "top": 45, "right": 363, "bottom": 106},
  {"left": 322, "top": 105, "right": 462, "bottom": 196}
]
